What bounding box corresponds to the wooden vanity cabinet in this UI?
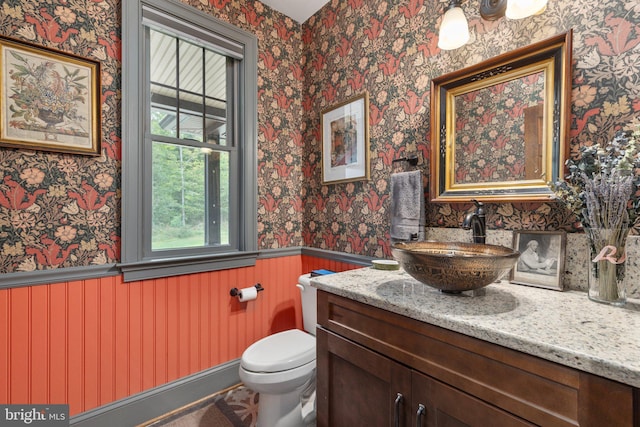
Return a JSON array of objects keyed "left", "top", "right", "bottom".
[
  {"left": 317, "top": 328, "right": 533, "bottom": 427},
  {"left": 316, "top": 291, "right": 638, "bottom": 427},
  {"left": 316, "top": 327, "right": 411, "bottom": 426}
]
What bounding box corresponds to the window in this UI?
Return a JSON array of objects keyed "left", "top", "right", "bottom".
[
  {"left": 121, "top": 0, "right": 257, "bottom": 281},
  {"left": 148, "top": 30, "right": 231, "bottom": 250}
]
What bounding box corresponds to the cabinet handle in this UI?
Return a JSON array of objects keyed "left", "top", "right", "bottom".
[
  {"left": 394, "top": 393, "right": 403, "bottom": 427},
  {"left": 416, "top": 403, "right": 426, "bottom": 427}
]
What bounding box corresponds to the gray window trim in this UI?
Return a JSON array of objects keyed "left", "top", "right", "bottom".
[
  {"left": 141, "top": 5, "right": 245, "bottom": 59},
  {"left": 121, "top": 0, "right": 257, "bottom": 282}
]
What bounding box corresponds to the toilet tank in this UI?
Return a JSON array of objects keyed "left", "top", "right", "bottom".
[{"left": 297, "top": 274, "right": 317, "bottom": 336}]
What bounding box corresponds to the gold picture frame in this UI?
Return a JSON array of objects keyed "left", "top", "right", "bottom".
[
  {"left": 0, "top": 35, "right": 101, "bottom": 156},
  {"left": 511, "top": 230, "right": 566, "bottom": 290},
  {"left": 321, "top": 92, "right": 370, "bottom": 184}
]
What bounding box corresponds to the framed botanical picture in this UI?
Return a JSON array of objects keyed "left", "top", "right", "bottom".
[
  {"left": 321, "top": 92, "right": 370, "bottom": 184},
  {"left": 0, "top": 35, "right": 101, "bottom": 156},
  {"left": 511, "top": 230, "right": 566, "bottom": 290}
]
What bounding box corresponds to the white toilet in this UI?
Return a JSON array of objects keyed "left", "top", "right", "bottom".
[{"left": 239, "top": 274, "right": 317, "bottom": 427}]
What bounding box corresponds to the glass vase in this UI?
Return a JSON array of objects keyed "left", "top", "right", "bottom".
[{"left": 585, "top": 227, "right": 628, "bottom": 306}]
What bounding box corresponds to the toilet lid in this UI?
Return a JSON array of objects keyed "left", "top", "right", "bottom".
[{"left": 241, "top": 329, "right": 316, "bottom": 373}]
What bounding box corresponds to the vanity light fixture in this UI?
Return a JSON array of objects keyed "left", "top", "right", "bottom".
[
  {"left": 505, "top": 0, "right": 548, "bottom": 19},
  {"left": 437, "top": 0, "right": 470, "bottom": 51},
  {"left": 438, "top": 0, "right": 549, "bottom": 50}
]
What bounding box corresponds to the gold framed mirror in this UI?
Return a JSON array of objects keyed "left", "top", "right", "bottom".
[{"left": 430, "top": 31, "right": 572, "bottom": 202}]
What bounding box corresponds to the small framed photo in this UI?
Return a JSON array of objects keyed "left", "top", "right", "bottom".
[
  {"left": 0, "top": 35, "right": 101, "bottom": 156},
  {"left": 511, "top": 230, "right": 566, "bottom": 290},
  {"left": 321, "top": 92, "right": 370, "bottom": 184}
]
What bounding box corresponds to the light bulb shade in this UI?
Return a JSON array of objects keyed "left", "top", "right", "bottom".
[
  {"left": 505, "top": 0, "right": 548, "bottom": 19},
  {"left": 438, "top": 6, "right": 470, "bottom": 50}
]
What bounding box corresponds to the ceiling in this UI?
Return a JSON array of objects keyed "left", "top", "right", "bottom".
[{"left": 260, "top": 0, "right": 330, "bottom": 23}]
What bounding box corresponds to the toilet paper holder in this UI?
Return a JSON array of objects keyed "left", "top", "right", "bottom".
[{"left": 230, "top": 283, "right": 264, "bottom": 298}]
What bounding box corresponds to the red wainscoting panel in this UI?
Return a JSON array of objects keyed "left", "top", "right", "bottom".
[
  {"left": 9, "top": 287, "right": 30, "bottom": 405},
  {"left": 0, "top": 254, "right": 361, "bottom": 416},
  {"left": 0, "top": 289, "right": 8, "bottom": 405},
  {"left": 301, "top": 254, "right": 363, "bottom": 275}
]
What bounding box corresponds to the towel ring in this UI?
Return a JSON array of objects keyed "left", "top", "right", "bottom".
[{"left": 392, "top": 154, "right": 419, "bottom": 166}]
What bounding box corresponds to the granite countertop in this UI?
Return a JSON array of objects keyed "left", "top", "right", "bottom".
[{"left": 311, "top": 267, "right": 640, "bottom": 388}]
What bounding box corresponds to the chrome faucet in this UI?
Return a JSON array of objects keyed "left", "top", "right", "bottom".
[{"left": 462, "top": 199, "right": 486, "bottom": 244}]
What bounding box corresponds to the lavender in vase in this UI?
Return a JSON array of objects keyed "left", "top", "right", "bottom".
[{"left": 552, "top": 123, "right": 640, "bottom": 305}]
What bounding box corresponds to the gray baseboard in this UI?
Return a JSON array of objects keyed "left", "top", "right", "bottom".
[
  {"left": 0, "top": 247, "right": 370, "bottom": 289},
  {"left": 301, "top": 247, "right": 375, "bottom": 266},
  {"left": 0, "top": 264, "right": 118, "bottom": 290},
  {"left": 257, "top": 246, "right": 303, "bottom": 258},
  {"left": 70, "top": 359, "right": 241, "bottom": 427}
]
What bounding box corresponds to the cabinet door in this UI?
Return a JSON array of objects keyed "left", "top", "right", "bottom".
[
  {"left": 412, "top": 371, "right": 535, "bottom": 427},
  {"left": 317, "top": 327, "right": 411, "bottom": 427}
]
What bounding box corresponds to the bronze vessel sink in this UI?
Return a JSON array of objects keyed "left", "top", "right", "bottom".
[{"left": 391, "top": 241, "right": 520, "bottom": 293}]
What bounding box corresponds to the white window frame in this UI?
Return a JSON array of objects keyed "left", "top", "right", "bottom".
[{"left": 121, "top": 0, "right": 257, "bottom": 281}]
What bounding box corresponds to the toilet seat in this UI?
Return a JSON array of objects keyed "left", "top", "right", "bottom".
[{"left": 241, "top": 329, "right": 316, "bottom": 373}]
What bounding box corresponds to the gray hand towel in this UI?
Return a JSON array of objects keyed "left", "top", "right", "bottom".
[{"left": 390, "top": 170, "right": 425, "bottom": 242}]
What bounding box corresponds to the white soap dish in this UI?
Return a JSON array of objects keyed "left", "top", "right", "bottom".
[{"left": 372, "top": 259, "right": 400, "bottom": 271}]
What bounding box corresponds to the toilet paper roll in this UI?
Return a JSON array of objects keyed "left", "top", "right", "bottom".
[{"left": 238, "top": 286, "right": 258, "bottom": 302}]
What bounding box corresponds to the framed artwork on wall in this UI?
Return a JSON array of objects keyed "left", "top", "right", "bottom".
[
  {"left": 511, "top": 230, "right": 566, "bottom": 290},
  {"left": 0, "top": 35, "right": 101, "bottom": 156},
  {"left": 321, "top": 92, "right": 370, "bottom": 184}
]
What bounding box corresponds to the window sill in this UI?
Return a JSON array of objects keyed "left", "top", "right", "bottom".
[{"left": 119, "top": 250, "right": 258, "bottom": 282}]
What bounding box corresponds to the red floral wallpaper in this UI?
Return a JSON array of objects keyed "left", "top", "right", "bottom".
[
  {"left": 301, "top": 0, "right": 640, "bottom": 257},
  {"left": 0, "top": 1, "right": 122, "bottom": 273},
  {"left": 0, "top": 0, "right": 639, "bottom": 271}
]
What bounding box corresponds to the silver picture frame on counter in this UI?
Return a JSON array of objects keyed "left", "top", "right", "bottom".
[{"left": 511, "top": 230, "right": 566, "bottom": 290}]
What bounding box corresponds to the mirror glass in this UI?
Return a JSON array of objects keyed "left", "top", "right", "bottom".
[{"left": 430, "top": 31, "right": 572, "bottom": 202}]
